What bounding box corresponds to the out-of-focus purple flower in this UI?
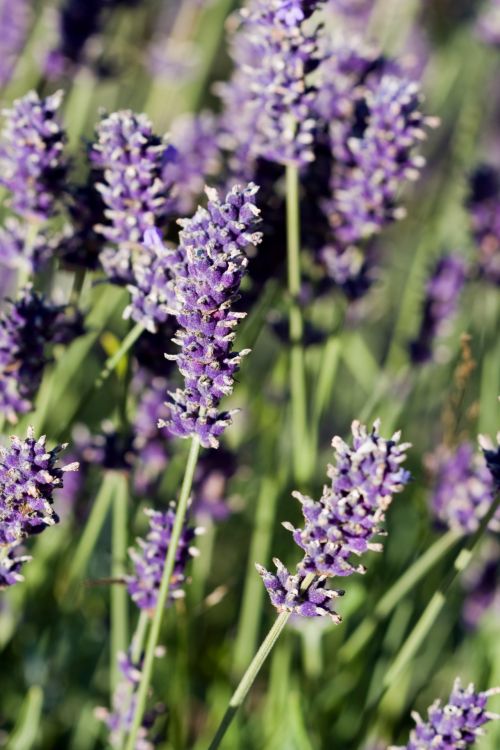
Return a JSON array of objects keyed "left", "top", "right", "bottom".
[
  {"left": 124, "top": 229, "right": 184, "bottom": 334},
  {"left": 90, "top": 110, "right": 177, "bottom": 282},
  {"left": 0, "top": 288, "right": 82, "bottom": 423},
  {"left": 0, "top": 217, "right": 56, "bottom": 274},
  {"left": 0, "top": 544, "right": 31, "bottom": 589},
  {"left": 410, "top": 254, "right": 468, "bottom": 364},
  {"left": 468, "top": 166, "right": 500, "bottom": 285},
  {"left": 167, "top": 112, "right": 222, "bottom": 215},
  {"left": 95, "top": 649, "right": 163, "bottom": 749},
  {"left": 193, "top": 448, "right": 237, "bottom": 521},
  {"left": 480, "top": 432, "right": 500, "bottom": 491},
  {"left": 127, "top": 507, "right": 201, "bottom": 612},
  {"left": 132, "top": 374, "right": 170, "bottom": 496},
  {"left": 0, "top": 91, "right": 68, "bottom": 220},
  {"left": 476, "top": 0, "right": 500, "bottom": 47},
  {"left": 0, "top": 427, "right": 78, "bottom": 548},
  {"left": 0, "top": 0, "right": 31, "bottom": 88},
  {"left": 428, "top": 443, "right": 498, "bottom": 534},
  {"left": 391, "top": 678, "right": 500, "bottom": 749},
  {"left": 258, "top": 420, "right": 410, "bottom": 619},
  {"left": 57, "top": 178, "right": 107, "bottom": 270},
  {"left": 462, "top": 539, "right": 500, "bottom": 630},
  {"left": 147, "top": 38, "right": 199, "bottom": 83},
  {"left": 163, "top": 183, "right": 262, "bottom": 449},
  {"left": 217, "top": 0, "right": 325, "bottom": 170},
  {"left": 71, "top": 421, "right": 136, "bottom": 472}
]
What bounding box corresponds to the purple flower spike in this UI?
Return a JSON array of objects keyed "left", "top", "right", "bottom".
[
  {"left": 256, "top": 560, "right": 343, "bottom": 622},
  {"left": 0, "top": 0, "right": 31, "bottom": 88},
  {"left": 163, "top": 183, "right": 262, "bottom": 448},
  {"left": 410, "top": 254, "right": 468, "bottom": 364},
  {"left": 259, "top": 421, "right": 410, "bottom": 620},
  {"left": 0, "top": 544, "right": 31, "bottom": 589},
  {"left": 90, "top": 110, "right": 177, "bottom": 281},
  {"left": 468, "top": 166, "right": 500, "bottom": 286},
  {"left": 127, "top": 507, "right": 202, "bottom": 612},
  {"left": 0, "top": 288, "right": 82, "bottom": 422},
  {"left": 429, "top": 443, "right": 498, "bottom": 535},
  {"left": 391, "top": 678, "right": 500, "bottom": 749},
  {"left": 0, "top": 427, "right": 78, "bottom": 546},
  {"left": 0, "top": 90, "right": 68, "bottom": 220}
]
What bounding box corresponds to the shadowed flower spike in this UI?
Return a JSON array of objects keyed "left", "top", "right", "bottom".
[
  {"left": 90, "top": 109, "right": 177, "bottom": 281},
  {"left": 410, "top": 254, "right": 468, "bottom": 364},
  {"left": 428, "top": 443, "right": 498, "bottom": 534},
  {"left": 468, "top": 166, "right": 500, "bottom": 285},
  {"left": 0, "top": 90, "right": 68, "bottom": 220},
  {"left": 391, "top": 678, "right": 500, "bottom": 749},
  {"left": 258, "top": 420, "right": 410, "bottom": 619},
  {"left": 123, "top": 228, "right": 184, "bottom": 333},
  {"left": 480, "top": 431, "right": 500, "bottom": 491},
  {"left": 162, "top": 183, "right": 262, "bottom": 448},
  {"left": 0, "top": 428, "right": 78, "bottom": 588},
  {"left": 127, "top": 507, "right": 202, "bottom": 612}
]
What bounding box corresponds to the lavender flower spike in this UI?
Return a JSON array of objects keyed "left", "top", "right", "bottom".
[
  {"left": 391, "top": 678, "right": 500, "bottom": 749},
  {"left": 90, "top": 110, "right": 177, "bottom": 281},
  {"left": 163, "top": 183, "right": 262, "bottom": 448},
  {"left": 0, "top": 90, "right": 68, "bottom": 220},
  {"left": 127, "top": 507, "right": 202, "bottom": 613},
  {"left": 258, "top": 420, "right": 410, "bottom": 620},
  {"left": 0, "top": 0, "right": 31, "bottom": 88}
]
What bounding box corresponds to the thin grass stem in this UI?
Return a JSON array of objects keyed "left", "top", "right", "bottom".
[
  {"left": 95, "top": 321, "right": 145, "bottom": 389},
  {"left": 124, "top": 436, "right": 201, "bottom": 750},
  {"left": 111, "top": 473, "right": 129, "bottom": 692}
]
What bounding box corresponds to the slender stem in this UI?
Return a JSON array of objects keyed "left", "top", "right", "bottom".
[
  {"left": 124, "top": 437, "right": 201, "bottom": 750},
  {"left": 95, "top": 321, "right": 145, "bottom": 389},
  {"left": 70, "top": 268, "right": 87, "bottom": 307},
  {"left": 207, "top": 612, "right": 290, "bottom": 750},
  {"left": 111, "top": 473, "right": 129, "bottom": 692},
  {"left": 368, "top": 492, "right": 500, "bottom": 711},
  {"left": 114, "top": 611, "right": 150, "bottom": 749},
  {"left": 286, "top": 163, "right": 308, "bottom": 484},
  {"left": 62, "top": 471, "right": 116, "bottom": 597},
  {"left": 232, "top": 476, "right": 280, "bottom": 676},
  {"left": 340, "top": 529, "right": 460, "bottom": 662}
]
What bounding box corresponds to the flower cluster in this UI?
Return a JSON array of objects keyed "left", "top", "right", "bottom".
[
  {"left": 258, "top": 420, "right": 411, "bottom": 620},
  {"left": 410, "top": 254, "right": 468, "bottom": 364},
  {"left": 218, "top": 0, "right": 325, "bottom": 170},
  {"left": 164, "top": 183, "right": 262, "bottom": 448},
  {"left": 428, "top": 443, "right": 498, "bottom": 535},
  {"left": 127, "top": 507, "right": 202, "bottom": 612},
  {"left": 468, "top": 165, "right": 500, "bottom": 286},
  {"left": 96, "top": 650, "right": 163, "bottom": 749},
  {"left": 0, "top": 428, "right": 78, "bottom": 587},
  {"left": 90, "top": 109, "right": 177, "bottom": 281},
  {"left": 0, "top": 0, "right": 30, "bottom": 88},
  {"left": 392, "top": 678, "right": 500, "bottom": 749},
  {"left": 0, "top": 90, "right": 68, "bottom": 220},
  {"left": 0, "top": 288, "right": 83, "bottom": 423}
]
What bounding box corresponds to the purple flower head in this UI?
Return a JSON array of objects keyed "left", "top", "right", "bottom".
[
  {"left": 166, "top": 112, "right": 222, "bottom": 215},
  {"left": 193, "top": 448, "right": 237, "bottom": 521},
  {"left": 0, "top": 217, "right": 56, "bottom": 275},
  {"left": 0, "top": 288, "right": 82, "bottom": 422},
  {"left": 392, "top": 678, "right": 500, "bottom": 749},
  {"left": 0, "top": 543, "right": 31, "bottom": 589},
  {"left": 96, "top": 648, "right": 164, "bottom": 749},
  {"left": 0, "top": 90, "right": 68, "bottom": 220},
  {"left": 468, "top": 165, "right": 500, "bottom": 285},
  {"left": 258, "top": 421, "right": 410, "bottom": 619},
  {"left": 0, "top": 0, "right": 31, "bottom": 88},
  {"left": 480, "top": 432, "right": 500, "bottom": 492},
  {"left": 123, "top": 229, "right": 184, "bottom": 334},
  {"left": 217, "top": 0, "right": 324, "bottom": 170},
  {"left": 72, "top": 421, "right": 136, "bottom": 473},
  {"left": 127, "top": 507, "right": 202, "bottom": 612},
  {"left": 163, "top": 183, "right": 262, "bottom": 448},
  {"left": 132, "top": 374, "right": 170, "bottom": 495},
  {"left": 428, "top": 443, "right": 498, "bottom": 535},
  {"left": 0, "top": 427, "right": 78, "bottom": 547},
  {"left": 90, "top": 110, "right": 177, "bottom": 282},
  {"left": 410, "top": 254, "right": 468, "bottom": 364},
  {"left": 476, "top": 0, "right": 500, "bottom": 48}
]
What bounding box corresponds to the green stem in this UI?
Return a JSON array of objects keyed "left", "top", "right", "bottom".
[
  {"left": 286, "top": 163, "right": 308, "bottom": 485},
  {"left": 95, "top": 321, "right": 145, "bottom": 389},
  {"left": 124, "top": 437, "right": 201, "bottom": 750},
  {"left": 111, "top": 473, "right": 129, "bottom": 692},
  {"left": 70, "top": 268, "right": 87, "bottom": 307},
  {"left": 207, "top": 612, "right": 290, "bottom": 750},
  {"left": 339, "top": 529, "right": 460, "bottom": 662},
  {"left": 232, "top": 475, "right": 280, "bottom": 676},
  {"left": 371, "top": 492, "right": 500, "bottom": 710},
  {"left": 62, "top": 471, "right": 116, "bottom": 597}
]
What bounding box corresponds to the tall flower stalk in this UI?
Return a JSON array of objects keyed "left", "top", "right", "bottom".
[{"left": 124, "top": 183, "right": 261, "bottom": 749}]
